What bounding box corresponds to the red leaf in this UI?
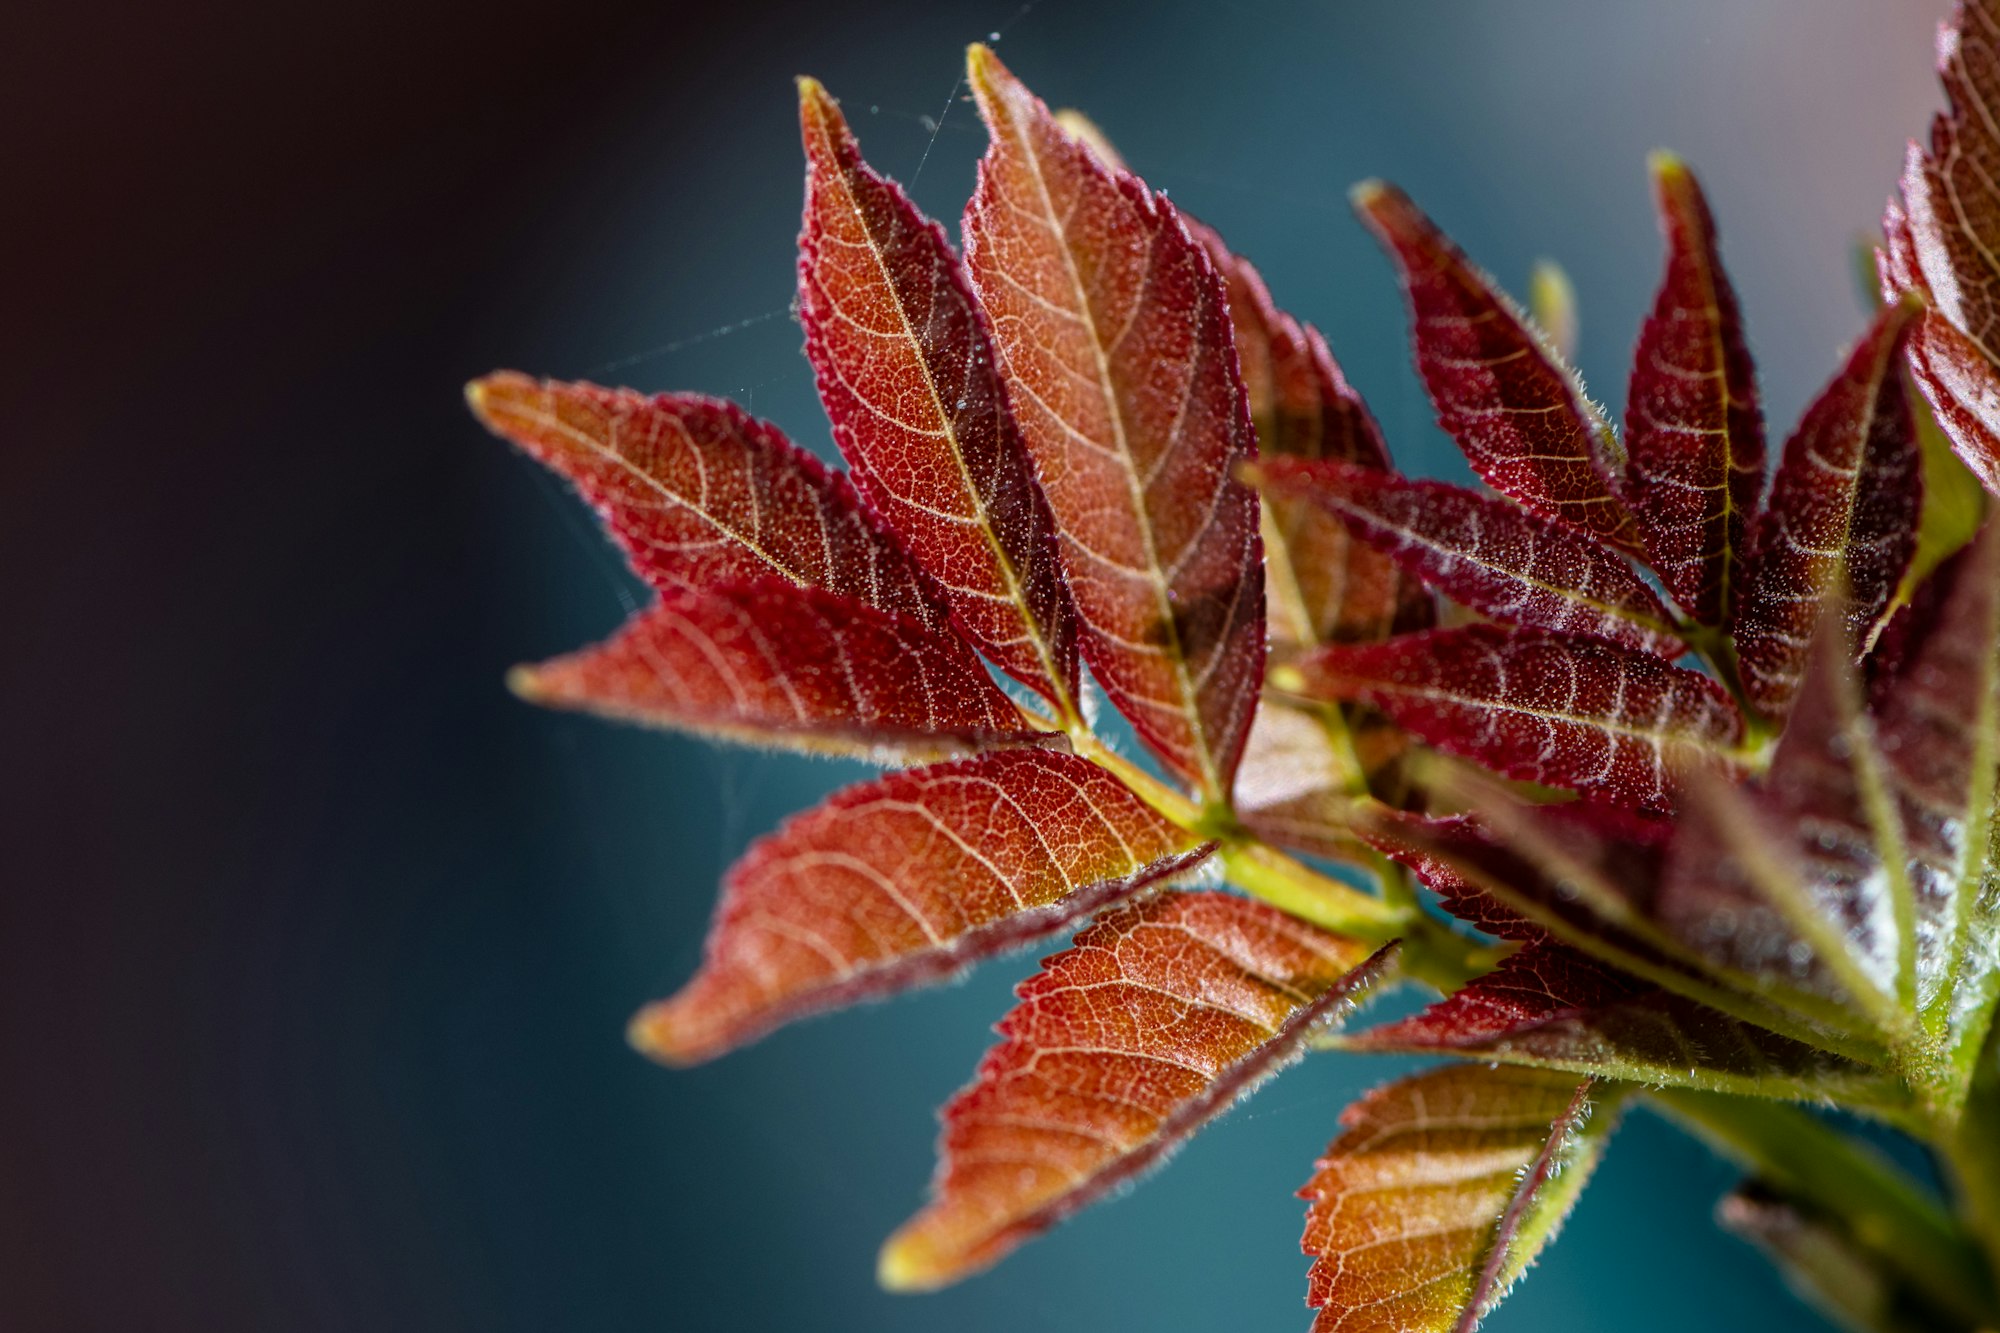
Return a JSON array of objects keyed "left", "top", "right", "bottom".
[
  {"left": 1252, "top": 456, "right": 1685, "bottom": 657},
  {"left": 1347, "top": 940, "right": 1876, "bottom": 1097},
  {"left": 1353, "top": 182, "right": 1641, "bottom": 554},
  {"left": 1624, "top": 154, "right": 1765, "bottom": 626},
  {"left": 878, "top": 893, "right": 1384, "bottom": 1290},
  {"left": 796, "top": 80, "right": 1079, "bottom": 713},
  {"left": 468, "top": 374, "right": 946, "bottom": 631},
  {"left": 510, "top": 580, "right": 1042, "bottom": 758},
  {"left": 1894, "top": 0, "right": 2000, "bottom": 491},
  {"left": 1299, "top": 1066, "right": 1613, "bottom": 1333},
  {"left": 1292, "top": 625, "right": 1744, "bottom": 811},
  {"left": 963, "top": 46, "right": 1265, "bottom": 799},
  {"left": 1192, "top": 227, "right": 1424, "bottom": 648},
  {"left": 630, "top": 748, "right": 1210, "bottom": 1065},
  {"left": 1735, "top": 301, "right": 1922, "bottom": 719}
]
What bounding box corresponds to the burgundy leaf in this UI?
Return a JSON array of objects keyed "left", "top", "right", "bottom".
[
  {"left": 1348, "top": 939, "right": 1886, "bottom": 1100},
  {"left": 796, "top": 80, "right": 1079, "bottom": 713},
  {"left": 964, "top": 46, "right": 1264, "bottom": 799},
  {"left": 1252, "top": 456, "right": 1685, "bottom": 656},
  {"left": 1292, "top": 625, "right": 1744, "bottom": 811},
  {"left": 1354, "top": 182, "right": 1641, "bottom": 554},
  {"left": 1894, "top": 0, "right": 2000, "bottom": 492},
  {"left": 468, "top": 374, "right": 947, "bottom": 631},
  {"left": 631, "top": 748, "right": 1210, "bottom": 1064},
  {"left": 879, "top": 894, "right": 1384, "bottom": 1289},
  {"left": 1192, "top": 227, "right": 1422, "bottom": 648},
  {"left": 510, "top": 580, "right": 1043, "bottom": 759},
  {"left": 1735, "top": 301, "right": 1922, "bottom": 719},
  {"left": 1624, "top": 154, "right": 1765, "bottom": 626}
]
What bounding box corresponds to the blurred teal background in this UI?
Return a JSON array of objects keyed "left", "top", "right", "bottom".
[{"left": 4, "top": 0, "right": 1956, "bottom": 1328}]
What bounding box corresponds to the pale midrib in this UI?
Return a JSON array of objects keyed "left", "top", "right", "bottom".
[
  {"left": 525, "top": 406, "right": 804, "bottom": 586},
  {"left": 827, "top": 149, "right": 1073, "bottom": 721},
  {"left": 999, "top": 104, "right": 1220, "bottom": 796}
]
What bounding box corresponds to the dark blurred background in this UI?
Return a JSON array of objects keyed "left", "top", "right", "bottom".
[{"left": 2, "top": 1, "right": 1956, "bottom": 1328}]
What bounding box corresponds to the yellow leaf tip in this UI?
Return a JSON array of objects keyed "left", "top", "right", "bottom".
[
  {"left": 1647, "top": 147, "right": 1689, "bottom": 179},
  {"left": 1270, "top": 664, "right": 1308, "bottom": 694},
  {"left": 876, "top": 1228, "right": 952, "bottom": 1293},
  {"left": 626, "top": 1003, "right": 702, "bottom": 1068},
  {"left": 1348, "top": 179, "right": 1396, "bottom": 218},
  {"left": 504, "top": 663, "right": 548, "bottom": 702}
]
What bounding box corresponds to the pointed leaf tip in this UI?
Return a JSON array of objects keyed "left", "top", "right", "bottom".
[
  {"left": 631, "top": 749, "right": 1208, "bottom": 1065},
  {"left": 884, "top": 896, "right": 1382, "bottom": 1286},
  {"left": 1354, "top": 183, "right": 1639, "bottom": 554},
  {"left": 796, "top": 54, "right": 1078, "bottom": 711},
  {"left": 962, "top": 42, "right": 1264, "bottom": 797}
]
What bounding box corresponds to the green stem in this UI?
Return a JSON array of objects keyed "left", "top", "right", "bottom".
[
  {"left": 1940, "top": 1028, "right": 2000, "bottom": 1289},
  {"left": 1656, "top": 1090, "right": 1998, "bottom": 1327}
]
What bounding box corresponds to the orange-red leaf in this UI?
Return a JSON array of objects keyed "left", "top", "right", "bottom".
[
  {"left": 1735, "top": 301, "right": 1922, "bottom": 719},
  {"left": 1292, "top": 626, "right": 1744, "bottom": 811},
  {"left": 963, "top": 46, "right": 1265, "bottom": 799},
  {"left": 1252, "top": 456, "right": 1684, "bottom": 656},
  {"left": 1299, "top": 1065, "right": 1612, "bottom": 1333},
  {"left": 468, "top": 374, "right": 946, "bottom": 630},
  {"left": 879, "top": 893, "right": 1384, "bottom": 1290},
  {"left": 1894, "top": 0, "right": 2000, "bottom": 493},
  {"left": 1354, "top": 182, "right": 1640, "bottom": 555},
  {"left": 510, "top": 580, "right": 1040, "bottom": 758},
  {"left": 796, "top": 80, "right": 1078, "bottom": 712},
  {"left": 1624, "top": 155, "right": 1765, "bottom": 626},
  {"left": 630, "top": 748, "right": 1209, "bottom": 1064}
]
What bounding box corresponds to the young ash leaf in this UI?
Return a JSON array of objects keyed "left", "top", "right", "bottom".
[
  {"left": 1344, "top": 940, "right": 1888, "bottom": 1102},
  {"left": 1290, "top": 625, "right": 1744, "bottom": 811},
  {"left": 509, "top": 580, "right": 1044, "bottom": 760},
  {"left": 629, "top": 748, "right": 1211, "bottom": 1065},
  {"left": 467, "top": 375, "right": 947, "bottom": 631},
  {"left": 796, "top": 80, "right": 1079, "bottom": 715},
  {"left": 1872, "top": 519, "right": 2000, "bottom": 1075},
  {"left": 963, "top": 45, "right": 1265, "bottom": 801},
  {"left": 1353, "top": 182, "right": 1641, "bottom": 555},
  {"left": 878, "top": 894, "right": 1386, "bottom": 1291},
  {"left": 1623, "top": 154, "right": 1765, "bottom": 627},
  {"left": 1892, "top": 0, "right": 2000, "bottom": 495},
  {"left": 1193, "top": 231, "right": 1421, "bottom": 649},
  {"left": 1735, "top": 300, "right": 1923, "bottom": 719},
  {"left": 1250, "top": 456, "right": 1685, "bottom": 657},
  {"left": 1299, "top": 1066, "right": 1617, "bottom": 1333}
]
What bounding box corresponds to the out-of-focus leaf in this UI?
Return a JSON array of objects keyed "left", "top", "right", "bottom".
[
  {"left": 1872, "top": 520, "right": 2000, "bottom": 1081},
  {"left": 1298, "top": 1066, "right": 1615, "bottom": 1333},
  {"left": 468, "top": 375, "right": 947, "bottom": 631},
  {"left": 1735, "top": 301, "right": 1922, "bottom": 719},
  {"left": 1892, "top": 0, "right": 2000, "bottom": 494},
  {"left": 1194, "top": 231, "right": 1421, "bottom": 649},
  {"left": 509, "top": 580, "right": 1043, "bottom": 758},
  {"left": 630, "top": 748, "right": 1210, "bottom": 1064},
  {"left": 1250, "top": 457, "right": 1685, "bottom": 656},
  {"left": 796, "top": 80, "right": 1079, "bottom": 714},
  {"left": 878, "top": 894, "right": 1385, "bottom": 1290},
  {"left": 1721, "top": 1181, "right": 1985, "bottom": 1333},
  {"left": 1528, "top": 258, "right": 1579, "bottom": 365},
  {"left": 963, "top": 46, "right": 1264, "bottom": 799},
  {"left": 1345, "top": 940, "right": 1889, "bottom": 1103},
  {"left": 1623, "top": 154, "right": 1765, "bottom": 627},
  {"left": 1353, "top": 181, "right": 1640, "bottom": 555},
  {"left": 1232, "top": 703, "right": 1388, "bottom": 863},
  {"left": 1291, "top": 625, "right": 1744, "bottom": 811}
]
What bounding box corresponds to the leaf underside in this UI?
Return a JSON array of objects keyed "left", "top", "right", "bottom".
[
  {"left": 879, "top": 893, "right": 1383, "bottom": 1291},
  {"left": 633, "top": 748, "right": 1211, "bottom": 1064},
  {"left": 965, "top": 46, "right": 1265, "bottom": 799},
  {"left": 1299, "top": 1065, "right": 1616, "bottom": 1333}
]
